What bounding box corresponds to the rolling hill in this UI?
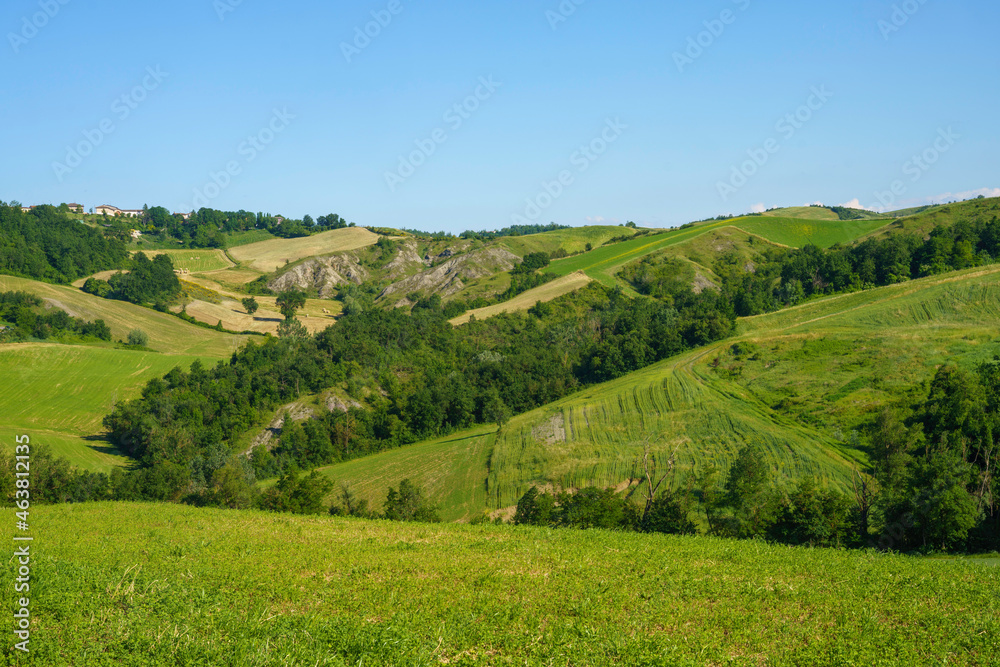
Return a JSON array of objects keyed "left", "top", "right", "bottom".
[{"left": 310, "top": 264, "right": 1000, "bottom": 520}]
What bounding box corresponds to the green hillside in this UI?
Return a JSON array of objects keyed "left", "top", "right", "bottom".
[
  {"left": 313, "top": 265, "right": 1000, "bottom": 519},
  {"left": 0, "top": 344, "right": 210, "bottom": 471},
  {"left": 545, "top": 216, "right": 891, "bottom": 290},
  {"left": 6, "top": 502, "right": 996, "bottom": 666}
]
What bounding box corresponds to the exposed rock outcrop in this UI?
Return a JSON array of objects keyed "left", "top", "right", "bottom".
[
  {"left": 268, "top": 254, "right": 370, "bottom": 297},
  {"left": 378, "top": 247, "right": 521, "bottom": 301}
]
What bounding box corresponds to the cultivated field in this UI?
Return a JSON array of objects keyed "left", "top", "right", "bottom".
[
  {"left": 449, "top": 271, "right": 592, "bottom": 325},
  {"left": 6, "top": 502, "right": 997, "bottom": 666},
  {"left": 761, "top": 205, "right": 841, "bottom": 220},
  {"left": 499, "top": 225, "right": 642, "bottom": 257},
  {"left": 229, "top": 227, "right": 381, "bottom": 272}
]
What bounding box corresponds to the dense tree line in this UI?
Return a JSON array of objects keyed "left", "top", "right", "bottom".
[
  {"left": 458, "top": 222, "right": 571, "bottom": 241},
  {"left": 0, "top": 291, "right": 111, "bottom": 342},
  {"left": 0, "top": 204, "right": 128, "bottom": 282}
]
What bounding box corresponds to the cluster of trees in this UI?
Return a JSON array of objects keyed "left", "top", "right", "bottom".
[
  {"left": 0, "top": 204, "right": 128, "bottom": 283},
  {"left": 0, "top": 291, "right": 111, "bottom": 342},
  {"left": 82, "top": 253, "right": 181, "bottom": 306},
  {"left": 458, "top": 222, "right": 570, "bottom": 241}
]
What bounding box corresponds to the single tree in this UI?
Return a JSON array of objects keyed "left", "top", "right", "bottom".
[
  {"left": 242, "top": 296, "right": 259, "bottom": 316},
  {"left": 275, "top": 288, "right": 307, "bottom": 320}
]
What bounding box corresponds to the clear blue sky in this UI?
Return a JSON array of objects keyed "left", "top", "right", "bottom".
[{"left": 2, "top": 0, "right": 998, "bottom": 232}]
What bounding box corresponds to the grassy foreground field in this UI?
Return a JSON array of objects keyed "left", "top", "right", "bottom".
[{"left": 4, "top": 503, "right": 997, "bottom": 666}]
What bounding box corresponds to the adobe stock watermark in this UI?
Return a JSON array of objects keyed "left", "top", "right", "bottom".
[
  {"left": 52, "top": 66, "right": 168, "bottom": 183},
  {"left": 8, "top": 0, "right": 71, "bottom": 54},
  {"left": 868, "top": 127, "right": 959, "bottom": 211},
  {"left": 384, "top": 76, "right": 502, "bottom": 193},
  {"left": 716, "top": 85, "right": 833, "bottom": 202},
  {"left": 546, "top": 0, "right": 586, "bottom": 30},
  {"left": 673, "top": 0, "right": 751, "bottom": 73},
  {"left": 511, "top": 118, "right": 627, "bottom": 225},
  {"left": 214, "top": 0, "right": 244, "bottom": 21},
  {"left": 878, "top": 0, "right": 930, "bottom": 40},
  {"left": 341, "top": 0, "right": 403, "bottom": 63},
  {"left": 187, "top": 108, "right": 295, "bottom": 210}
]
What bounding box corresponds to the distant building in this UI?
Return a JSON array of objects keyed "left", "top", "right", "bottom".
[
  {"left": 274, "top": 216, "right": 285, "bottom": 225},
  {"left": 174, "top": 212, "right": 192, "bottom": 220},
  {"left": 20, "top": 206, "right": 31, "bottom": 213},
  {"left": 67, "top": 203, "right": 84, "bottom": 213},
  {"left": 95, "top": 205, "right": 143, "bottom": 218}
]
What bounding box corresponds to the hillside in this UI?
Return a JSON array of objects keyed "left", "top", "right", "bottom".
[
  {"left": 0, "top": 276, "right": 245, "bottom": 470},
  {"left": 6, "top": 502, "right": 997, "bottom": 666},
  {"left": 229, "top": 226, "right": 382, "bottom": 272},
  {"left": 312, "top": 264, "right": 1000, "bottom": 520}
]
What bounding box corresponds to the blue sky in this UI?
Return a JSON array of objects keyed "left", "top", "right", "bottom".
[{"left": 2, "top": 0, "right": 997, "bottom": 232}]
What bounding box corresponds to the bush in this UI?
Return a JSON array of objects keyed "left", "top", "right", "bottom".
[{"left": 127, "top": 329, "right": 149, "bottom": 347}]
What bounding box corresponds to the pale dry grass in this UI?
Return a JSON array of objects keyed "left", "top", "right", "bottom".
[
  {"left": 229, "top": 227, "right": 381, "bottom": 272},
  {"left": 449, "top": 271, "right": 591, "bottom": 326}
]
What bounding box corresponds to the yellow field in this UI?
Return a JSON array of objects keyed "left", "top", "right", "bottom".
[
  {"left": 229, "top": 227, "right": 381, "bottom": 272},
  {"left": 449, "top": 271, "right": 592, "bottom": 325},
  {"left": 182, "top": 297, "right": 341, "bottom": 334}
]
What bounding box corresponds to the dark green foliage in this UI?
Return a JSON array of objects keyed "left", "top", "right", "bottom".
[
  {"left": 0, "top": 204, "right": 128, "bottom": 282},
  {"left": 512, "top": 252, "right": 551, "bottom": 274},
  {"left": 276, "top": 288, "right": 307, "bottom": 319},
  {"left": 383, "top": 478, "right": 440, "bottom": 522},
  {"left": 642, "top": 490, "right": 697, "bottom": 535},
  {"left": 242, "top": 296, "right": 259, "bottom": 315},
  {"left": 768, "top": 478, "right": 853, "bottom": 547},
  {"left": 513, "top": 486, "right": 639, "bottom": 531},
  {"left": 458, "top": 222, "right": 570, "bottom": 241},
  {"left": 106, "top": 253, "right": 181, "bottom": 305},
  {"left": 259, "top": 470, "right": 333, "bottom": 515},
  {"left": 722, "top": 445, "right": 778, "bottom": 539}
]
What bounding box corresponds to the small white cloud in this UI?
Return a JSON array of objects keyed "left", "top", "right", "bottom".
[
  {"left": 750, "top": 203, "right": 766, "bottom": 214},
  {"left": 838, "top": 198, "right": 868, "bottom": 210},
  {"left": 803, "top": 201, "right": 824, "bottom": 207},
  {"left": 585, "top": 216, "right": 621, "bottom": 225}
]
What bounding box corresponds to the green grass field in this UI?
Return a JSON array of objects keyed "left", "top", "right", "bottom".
[
  {"left": 139, "top": 249, "right": 233, "bottom": 273},
  {"left": 761, "top": 206, "right": 840, "bottom": 220},
  {"left": 314, "top": 265, "right": 1000, "bottom": 520},
  {"left": 499, "top": 225, "right": 642, "bottom": 257},
  {"left": 0, "top": 344, "right": 212, "bottom": 471},
  {"left": 5, "top": 502, "right": 997, "bottom": 666}
]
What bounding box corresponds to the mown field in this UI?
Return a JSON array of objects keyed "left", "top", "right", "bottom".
[
  {"left": 229, "top": 227, "right": 381, "bottom": 273},
  {"left": 4, "top": 502, "right": 997, "bottom": 666},
  {"left": 0, "top": 344, "right": 209, "bottom": 471},
  {"left": 449, "top": 271, "right": 592, "bottom": 326},
  {"left": 314, "top": 265, "right": 1000, "bottom": 519}
]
